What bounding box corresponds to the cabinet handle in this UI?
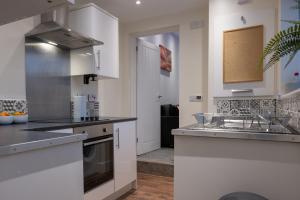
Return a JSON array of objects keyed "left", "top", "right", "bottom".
[
  {"left": 116, "top": 128, "right": 120, "bottom": 149},
  {"left": 96, "top": 50, "right": 101, "bottom": 70}
]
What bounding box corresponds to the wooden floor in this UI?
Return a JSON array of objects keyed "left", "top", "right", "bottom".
[{"left": 118, "top": 173, "right": 174, "bottom": 200}]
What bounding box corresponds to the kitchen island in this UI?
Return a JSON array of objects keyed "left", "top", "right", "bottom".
[{"left": 172, "top": 122, "right": 300, "bottom": 200}]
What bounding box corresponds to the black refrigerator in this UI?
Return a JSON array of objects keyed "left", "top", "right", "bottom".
[{"left": 161, "top": 104, "right": 179, "bottom": 148}]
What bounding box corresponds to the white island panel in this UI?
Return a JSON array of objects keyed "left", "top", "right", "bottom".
[{"left": 174, "top": 135, "right": 300, "bottom": 200}]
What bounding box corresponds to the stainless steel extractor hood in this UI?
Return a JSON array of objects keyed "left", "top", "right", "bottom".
[{"left": 26, "top": 5, "right": 103, "bottom": 49}]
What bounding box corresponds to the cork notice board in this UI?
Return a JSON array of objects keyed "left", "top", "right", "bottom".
[{"left": 223, "top": 25, "right": 264, "bottom": 83}]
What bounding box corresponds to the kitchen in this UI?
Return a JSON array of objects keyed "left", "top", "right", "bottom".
[
  {"left": 0, "top": 0, "right": 300, "bottom": 200},
  {"left": 0, "top": 1, "right": 137, "bottom": 200}
]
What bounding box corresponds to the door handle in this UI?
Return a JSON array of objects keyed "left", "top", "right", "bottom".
[{"left": 84, "top": 137, "right": 113, "bottom": 147}]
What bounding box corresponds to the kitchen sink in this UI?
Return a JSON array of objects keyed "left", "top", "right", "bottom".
[{"left": 190, "top": 113, "right": 294, "bottom": 134}]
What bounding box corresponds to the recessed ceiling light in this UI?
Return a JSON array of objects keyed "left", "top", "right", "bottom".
[
  {"left": 48, "top": 41, "right": 58, "bottom": 46},
  {"left": 136, "top": 0, "right": 141, "bottom": 5}
]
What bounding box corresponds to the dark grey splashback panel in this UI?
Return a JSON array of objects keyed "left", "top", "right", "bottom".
[{"left": 25, "top": 38, "right": 71, "bottom": 120}]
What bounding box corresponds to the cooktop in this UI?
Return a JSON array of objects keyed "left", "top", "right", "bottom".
[{"left": 30, "top": 117, "right": 110, "bottom": 124}]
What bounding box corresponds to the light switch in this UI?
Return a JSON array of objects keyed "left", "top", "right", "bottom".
[{"left": 189, "top": 95, "right": 202, "bottom": 102}]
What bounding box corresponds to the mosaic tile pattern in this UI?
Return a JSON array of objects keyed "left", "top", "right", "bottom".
[
  {"left": 216, "top": 100, "right": 230, "bottom": 113},
  {"left": 277, "top": 91, "right": 300, "bottom": 131},
  {"left": 0, "top": 99, "right": 27, "bottom": 113},
  {"left": 215, "top": 96, "right": 276, "bottom": 116},
  {"left": 215, "top": 94, "right": 300, "bottom": 132}
]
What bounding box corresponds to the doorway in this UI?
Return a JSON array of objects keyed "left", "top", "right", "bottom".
[{"left": 136, "top": 31, "right": 180, "bottom": 165}]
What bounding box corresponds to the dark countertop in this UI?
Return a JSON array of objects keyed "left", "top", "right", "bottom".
[
  {"left": 0, "top": 117, "right": 137, "bottom": 157},
  {"left": 172, "top": 124, "right": 300, "bottom": 143},
  {"left": 24, "top": 117, "right": 137, "bottom": 131}
]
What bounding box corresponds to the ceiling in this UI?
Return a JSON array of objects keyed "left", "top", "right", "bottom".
[{"left": 74, "top": 0, "right": 208, "bottom": 23}]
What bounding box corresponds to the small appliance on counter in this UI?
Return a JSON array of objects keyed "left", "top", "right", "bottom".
[
  {"left": 73, "top": 96, "right": 88, "bottom": 119},
  {"left": 73, "top": 95, "right": 100, "bottom": 120}
]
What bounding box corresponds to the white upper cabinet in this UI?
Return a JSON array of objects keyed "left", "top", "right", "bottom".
[
  {"left": 69, "top": 4, "right": 119, "bottom": 79},
  {"left": 0, "top": 0, "right": 74, "bottom": 26},
  {"left": 70, "top": 47, "right": 99, "bottom": 76}
]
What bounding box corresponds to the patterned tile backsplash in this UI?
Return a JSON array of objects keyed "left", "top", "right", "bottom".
[
  {"left": 215, "top": 96, "right": 276, "bottom": 116},
  {"left": 215, "top": 92, "right": 300, "bottom": 132},
  {"left": 0, "top": 99, "right": 27, "bottom": 113},
  {"left": 277, "top": 90, "right": 300, "bottom": 131}
]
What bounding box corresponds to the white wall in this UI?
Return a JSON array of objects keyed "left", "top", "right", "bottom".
[
  {"left": 139, "top": 32, "right": 179, "bottom": 105},
  {"left": 208, "top": 0, "right": 279, "bottom": 112},
  {"left": 99, "top": 7, "right": 209, "bottom": 126},
  {"left": 71, "top": 76, "right": 98, "bottom": 100},
  {"left": 0, "top": 16, "right": 40, "bottom": 100}
]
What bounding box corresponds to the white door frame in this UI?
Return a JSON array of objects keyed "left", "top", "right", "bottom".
[{"left": 128, "top": 25, "right": 180, "bottom": 155}]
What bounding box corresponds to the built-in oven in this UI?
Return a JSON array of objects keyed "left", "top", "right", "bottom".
[{"left": 74, "top": 124, "right": 114, "bottom": 193}]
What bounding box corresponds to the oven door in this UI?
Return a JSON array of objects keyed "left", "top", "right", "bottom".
[{"left": 83, "top": 135, "right": 114, "bottom": 193}]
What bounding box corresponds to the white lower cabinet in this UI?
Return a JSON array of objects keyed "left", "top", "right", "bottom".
[{"left": 114, "top": 121, "right": 137, "bottom": 191}]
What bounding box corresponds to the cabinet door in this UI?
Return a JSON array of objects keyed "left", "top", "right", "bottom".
[
  {"left": 114, "top": 121, "right": 137, "bottom": 191},
  {"left": 93, "top": 46, "right": 102, "bottom": 75},
  {"left": 69, "top": 6, "right": 96, "bottom": 40},
  {"left": 98, "top": 14, "right": 119, "bottom": 78},
  {"left": 69, "top": 4, "right": 119, "bottom": 79},
  {"left": 70, "top": 47, "right": 96, "bottom": 76}
]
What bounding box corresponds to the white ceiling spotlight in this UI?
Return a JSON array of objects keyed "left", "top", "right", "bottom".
[
  {"left": 48, "top": 41, "right": 58, "bottom": 46},
  {"left": 136, "top": 0, "right": 141, "bottom": 5}
]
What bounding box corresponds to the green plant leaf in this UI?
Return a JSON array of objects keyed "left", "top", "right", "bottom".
[
  {"left": 291, "top": 0, "right": 300, "bottom": 9},
  {"left": 262, "top": 24, "right": 300, "bottom": 71},
  {"left": 262, "top": 0, "right": 300, "bottom": 71},
  {"left": 284, "top": 50, "right": 299, "bottom": 69},
  {"left": 282, "top": 20, "right": 300, "bottom": 25}
]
